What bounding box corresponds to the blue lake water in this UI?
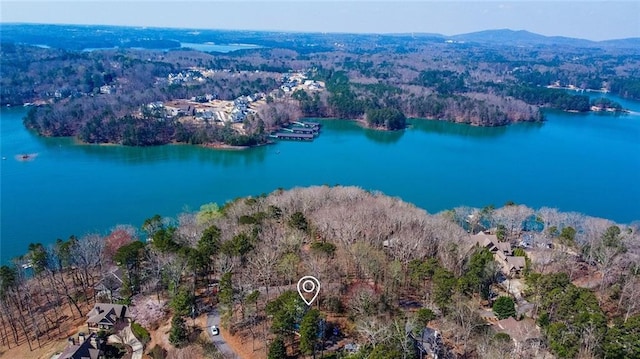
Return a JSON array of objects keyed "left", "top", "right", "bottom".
[
  {"left": 80, "top": 43, "right": 261, "bottom": 52},
  {"left": 1, "top": 97, "right": 639, "bottom": 263},
  {"left": 180, "top": 42, "right": 262, "bottom": 52}
]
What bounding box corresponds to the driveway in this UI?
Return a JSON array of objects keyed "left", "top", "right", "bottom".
[
  {"left": 108, "top": 324, "right": 143, "bottom": 359},
  {"left": 207, "top": 308, "right": 239, "bottom": 358}
]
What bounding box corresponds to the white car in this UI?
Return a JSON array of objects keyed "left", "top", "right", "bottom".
[{"left": 211, "top": 325, "right": 219, "bottom": 336}]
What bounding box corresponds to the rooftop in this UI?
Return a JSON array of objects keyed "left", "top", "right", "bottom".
[
  {"left": 59, "top": 333, "right": 101, "bottom": 359},
  {"left": 493, "top": 317, "right": 540, "bottom": 344},
  {"left": 86, "top": 304, "right": 127, "bottom": 327}
]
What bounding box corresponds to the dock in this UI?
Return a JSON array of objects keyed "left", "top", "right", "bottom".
[
  {"left": 291, "top": 127, "right": 317, "bottom": 135},
  {"left": 293, "top": 120, "right": 321, "bottom": 129},
  {"left": 271, "top": 120, "right": 321, "bottom": 141},
  {"left": 272, "top": 132, "right": 315, "bottom": 141}
]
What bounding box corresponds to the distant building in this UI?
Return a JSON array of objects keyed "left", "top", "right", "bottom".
[
  {"left": 304, "top": 80, "right": 324, "bottom": 90},
  {"left": 164, "top": 106, "right": 180, "bottom": 117},
  {"left": 99, "top": 85, "right": 113, "bottom": 95},
  {"left": 203, "top": 110, "right": 214, "bottom": 120},
  {"left": 147, "top": 101, "right": 164, "bottom": 110}
]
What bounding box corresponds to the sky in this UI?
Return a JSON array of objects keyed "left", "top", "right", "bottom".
[{"left": 1, "top": 1, "right": 639, "bottom": 41}]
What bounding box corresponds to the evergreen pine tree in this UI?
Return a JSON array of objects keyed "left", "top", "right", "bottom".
[
  {"left": 299, "top": 309, "right": 320, "bottom": 355},
  {"left": 168, "top": 316, "right": 188, "bottom": 347},
  {"left": 268, "top": 336, "right": 287, "bottom": 359},
  {"left": 493, "top": 296, "right": 516, "bottom": 319}
]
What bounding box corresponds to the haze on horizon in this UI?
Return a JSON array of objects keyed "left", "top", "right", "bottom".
[{"left": 1, "top": 1, "right": 639, "bottom": 41}]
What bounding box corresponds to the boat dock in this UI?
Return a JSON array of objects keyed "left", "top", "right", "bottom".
[
  {"left": 271, "top": 132, "right": 315, "bottom": 141},
  {"left": 284, "top": 127, "right": 316, "bottom": 135},
  {"left": 292, "top": 120, "right": 321, "bottom": 129},
  {"left": 271, "top": 121, "right": 322, "bottom": 141}
]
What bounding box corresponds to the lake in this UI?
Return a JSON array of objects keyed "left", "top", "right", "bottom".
[
  {"left": 1, "top": 97, "right": 639, "bottom": 263},
  {"left": 180, "top": 42, "right": 263, "bottom": 53},
  {"left": 81, "top": 43, "right": 261, "bottom": 53}
]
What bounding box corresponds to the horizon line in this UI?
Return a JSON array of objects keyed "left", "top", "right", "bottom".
[{"left": 2, "top": 21, "right": 639, "bottom": 42}]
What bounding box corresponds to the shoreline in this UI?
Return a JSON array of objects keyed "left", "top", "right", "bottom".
[
  {"left": 193, "top": 140, "right": 275, "bottom": 150},
  {"left": 72, "top": 137, "right": 274, "bottom": 150},
  {"left": 18, "top": 112, "right": 582, "bottom": 153},
  {"left": 33, "top": 114, "right": 546, "bottom": 151},
  {"left": 199, "top": 142, "right": 249, "bottom": 150},
  {"left": 353, "top": 116, "right": 543, "bottom": 130},
  {"left": 354, "top": 118, "right": 405, "bottom": 132}
]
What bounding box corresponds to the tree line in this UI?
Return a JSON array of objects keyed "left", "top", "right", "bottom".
[
  {"left": 5, "top": 37, "right": 637, "bottom": 147},
  {"left": 300, "top": 68, "right": 544, "bottom": 126}
]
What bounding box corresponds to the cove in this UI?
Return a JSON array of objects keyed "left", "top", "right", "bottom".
[{"left": 1, "top": 97, "right": 639, "bottom": 263}]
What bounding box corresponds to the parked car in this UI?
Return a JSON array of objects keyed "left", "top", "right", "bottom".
[{"left": 211, "top": 325, "right": 219, "bottom": 336}]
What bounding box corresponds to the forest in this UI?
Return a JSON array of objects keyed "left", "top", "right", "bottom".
[
  {"left": 2, "top": 24, "right": 639, "bottom": 145},
  {"left": 1, "top": 186, "right": 638, "bottom": 358}
]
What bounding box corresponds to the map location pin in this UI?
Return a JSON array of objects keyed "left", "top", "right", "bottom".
[{"left": 297, "top": 275, "right": 320, "bottom": 306}]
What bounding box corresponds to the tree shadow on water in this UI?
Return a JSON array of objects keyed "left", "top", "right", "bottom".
[{"left": 363, "top": 128, "right": 405, "bottom": 145}]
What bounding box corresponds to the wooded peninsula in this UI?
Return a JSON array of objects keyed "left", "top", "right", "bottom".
[{"left": 1, "top": 186, "right": 638, "bottom": 359}]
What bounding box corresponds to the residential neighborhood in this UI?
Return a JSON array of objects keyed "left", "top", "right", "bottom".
[
  {"left": 1, "top": 17, "right": 639, "bottom": 359},
  {"left": 144, "top": 70, "right": 325, "bottom": 136}
]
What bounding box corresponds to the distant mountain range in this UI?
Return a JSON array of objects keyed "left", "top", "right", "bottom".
[
  {"left": 1, "top": 23, "right": 638, "bottom": 50},
  {"left": 448, "top": 29, "right": 640, "bottom": 48}
]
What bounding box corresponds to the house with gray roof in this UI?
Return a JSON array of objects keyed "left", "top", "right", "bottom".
[
  {"left": 86, "top": 304, "right": 129, "bottom": 333},
  {"left": 58, "top": 332, "right": 103, "bottom": 359},
  {"left": 94, "top": 268, "right": 125, "bottom": 302}
]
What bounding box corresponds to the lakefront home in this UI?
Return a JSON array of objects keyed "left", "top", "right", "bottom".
[
  {"left": 86, "top": 303, "right": 129, "bottom": 333},
  {"left": 473, "top": 232, "right": 526, "bottom": 276},
  {"left": 94, "top": 268, "right": 125, "bottom": 302}
]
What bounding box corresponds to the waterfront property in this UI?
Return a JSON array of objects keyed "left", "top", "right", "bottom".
[
  {"left": 271, "top": 120, "right": 321, "bottom": 141},
  {"left": 290, "top": 126, "right": 317, "bottom": 135},
  {"left": 293, "top": 120, "right": 321, "bottom": 129},
  {"left": 94, "top": 268, "right": 125, "bottom": 302},
  {"left": 473, "top": 232, "right": 526, "bottom": 277},
  {"left": 1, "top": 96, "right": 639, "bottom": 264},
  {"left": 86, "top": 304, "right": 129, "bottom": 333},
  {"left": 272, "top": 132, "right": 315, "bottom": 141}
]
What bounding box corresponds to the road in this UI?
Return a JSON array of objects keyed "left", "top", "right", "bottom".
[
  {"left": 207, "top": 308, "right": 239, "bottom": 359},
  {"left": 203, "top": 281, "right": 322, "bottom": 359}
]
